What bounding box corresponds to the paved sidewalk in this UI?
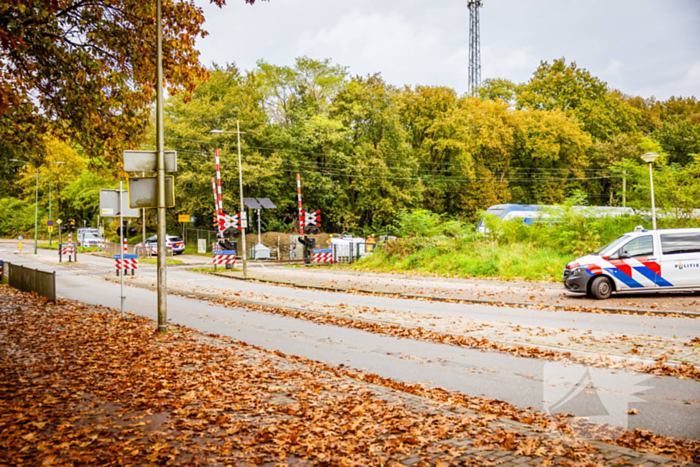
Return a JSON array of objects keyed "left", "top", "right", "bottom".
[{"left": 1, "top": 286, "right": 696, "bottom": 466}]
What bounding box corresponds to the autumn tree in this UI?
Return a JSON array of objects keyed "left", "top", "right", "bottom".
[{"left": 0, "top": 0, "right": 259, "bottom": 166}]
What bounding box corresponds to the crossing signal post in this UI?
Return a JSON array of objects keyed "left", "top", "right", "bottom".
[{"left": 299, "top": 209, "right": 321, "bottom": 264}]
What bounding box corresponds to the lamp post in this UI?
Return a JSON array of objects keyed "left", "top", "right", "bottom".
[
  {"left": 640, "top": 152, "right": 659, "bottom": 230},
  {"left": 210, "top": 123, "right": 248, "bottom": 278},
  {"left": 10, "top": 160, "right": 63, "bottom": 253}
]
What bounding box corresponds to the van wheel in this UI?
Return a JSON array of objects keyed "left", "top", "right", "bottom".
[{"left": 590, "top": 276, "right": 613, "bottom": 300}]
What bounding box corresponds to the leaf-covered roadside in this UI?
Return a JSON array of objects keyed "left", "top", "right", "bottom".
[{"left": 0, "top": 287, "right": 697, "bottom": 466}]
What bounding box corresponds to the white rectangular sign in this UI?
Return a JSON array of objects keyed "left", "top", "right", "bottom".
[
  {"left": 123, "top": 150, "right": 177, "bottom": 173},
  {"left": 99, "top": 190, "right": 140, "bottom": 218},
  {"left": 127, "top": 176, "right": 175, "bottom": 208}
]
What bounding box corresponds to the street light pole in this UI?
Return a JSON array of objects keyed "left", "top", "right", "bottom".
[
  {"left": 34, "top": 167, "right": 39, "bottom": 254},
  {"left": 48, "top": 180, "right": 52, "bottom": 246},
  {"left": 236, "top": 120, "right": 248, "bottom": 278},
  {"left": 156, "top": 0, "right": 168, "bottom": 333},
  {"left": 640, "top": 152, "right": 659, "bottom": 230}
]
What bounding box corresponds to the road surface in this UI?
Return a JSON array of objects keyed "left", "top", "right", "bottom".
[{"left": 2, "top": 245, "right": 699, "bottom": 440}]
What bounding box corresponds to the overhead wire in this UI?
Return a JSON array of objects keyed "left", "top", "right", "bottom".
[{"left": 163, "top": 135, "right": 617, "bottom": 173}]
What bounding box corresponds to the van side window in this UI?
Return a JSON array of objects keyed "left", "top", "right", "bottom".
[
  {"left": 660, "top": 232, "right": 700, "bottom": 255},
  {"left": 620, "top": 236, "right": 654, "bottom": 258}
]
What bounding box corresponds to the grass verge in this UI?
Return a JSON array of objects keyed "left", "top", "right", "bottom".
[
  {"left": 139, "top": 258, "right": 184, "bottom": 265},
  {"left": 37, "top": 244, "right": 102, "bottom": 254},
  {"left": 341, "top": 237, "right": 569, "bottom": 282},
  {"left": 190, "top": 266, "right": 242, "bottom": 273}
]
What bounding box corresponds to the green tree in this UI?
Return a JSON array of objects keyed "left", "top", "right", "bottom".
[
  {"left": 613, "top": 137, "right": 700, "bottom": 224},
  {"left": 256, "top": 57, "right": 348, "bottom": 126},
  {"left": 329, "top": 74, "right": 421, "bottom": 230},
  {"left": 163, "top": 64, "right": 274, "bottom": 230},
  {"left": 517, "top": 58, "right": 639, "bottom": 141},
  {"left": 477, "top": 78, "right": 519, "bottom": 106},
  {"left": 510, "top": 108, "right": 592, "bottom": 204}
]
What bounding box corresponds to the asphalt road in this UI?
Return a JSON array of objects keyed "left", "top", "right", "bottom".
[{"left": 2, "top": 246, "right": 699, "bottom": 440}]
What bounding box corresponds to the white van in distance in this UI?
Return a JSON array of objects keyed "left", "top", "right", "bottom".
[{"left": 563, "top": 227, "right": 700, "bottom": 299}]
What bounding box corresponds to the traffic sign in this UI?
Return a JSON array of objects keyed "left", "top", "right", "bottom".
[
  {"left": 47, "top": 220, "right": 54, "bottom": 226},
  {"left": 48, "top": 226, "right": 53, "bottom": 234},
  {"left": 178, "top": 214, "right": 190, "bottom": 223},
  {"left": 56, "top": 219, "right": 62, "bottom": 225},
  {"left": 18, "top": 235, "right": 23, "bottom": 241}
]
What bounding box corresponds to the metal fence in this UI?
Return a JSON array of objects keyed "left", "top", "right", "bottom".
[
  {"left": 104, "top": 242, "right": 173, "bottom": 258},
  {"left": 186, "top": 228, "right": 218, "bottom": 250},
  {"left": 7, "top": 262, "right": 57, "bottom": 303},
  {"left": 332, "top": 242, "right": 376, "bottom": 263}
]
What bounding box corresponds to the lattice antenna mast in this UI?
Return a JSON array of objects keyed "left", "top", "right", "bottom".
[{"left": 467, "top": 0, "right": 483, "bottom": 96}]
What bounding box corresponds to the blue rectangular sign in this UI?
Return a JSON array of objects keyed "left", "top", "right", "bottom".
[
  {"left": 213, "top": 250, "right": 237, "bottom": 255},
  {"left": 113, "top": 254, "right": 138, "bottom": 260}
]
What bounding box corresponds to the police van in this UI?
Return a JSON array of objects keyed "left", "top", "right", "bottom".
[{"left": 563, "top": 227, "right": 700, "bottom": 299}]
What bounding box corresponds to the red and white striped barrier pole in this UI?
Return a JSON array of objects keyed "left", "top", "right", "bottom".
[
  {"left": 215, "top": 149, "right": 224, "bottom": 219},
  {"left": 211, "top": 177, "right": 220, "bottom": 234},
  {"left": 297, "top": 173, "right": 303, "bottom": 235},
  {"left": 123, "top": 236, "right": 127, "bottom": 255}
]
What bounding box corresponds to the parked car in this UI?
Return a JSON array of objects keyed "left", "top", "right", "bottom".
[
  {"left": 563, "top": 227, "right": 700, "bottom": 299},
  {"left": 81, "top": 233, "right": 104, "bottom": 248},
  {"left": 135, "top": 235, "right": 185, "bottom": 255},
  {"left": 77, "top": 227, "right": 100, "bottom": 242}
]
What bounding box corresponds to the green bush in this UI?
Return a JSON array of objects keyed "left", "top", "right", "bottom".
[
  {"left": 346, "top": 205, "right": 700, "bottom": 281},
  {"left": 0, "top": 197, "right": 35, "bottom": 237}
]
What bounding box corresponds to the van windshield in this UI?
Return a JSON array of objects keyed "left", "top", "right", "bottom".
[{"left": 593, "top": 235, "right": 630, "bottom": 256}]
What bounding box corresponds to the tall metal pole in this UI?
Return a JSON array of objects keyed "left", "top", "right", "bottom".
[
  {"left": 142, "top": 172, "right": 146, "bottom": 245},
  {"left": 156, "top": 0, "right": 168, "bottom": 332},
  {"left": 622, "top": 171, "right": 626, "bottom": 208},
  {"left": 237, "top": 119, "right": 247, "bottom": 277},
  {"left": 34, "top": 167, "right": 39, "bottom": 254},
  {"left": 48, "top": 181, "right": 52, "bottom": 246},
  {"left": 649, "top": 162, "right": 657, "bottom": 230},
  {"left": 467, "top": 0, "right": 482, "bottom": 96},
  {"left": 119, "top": 181, "right": 125, "bottom": 319}
]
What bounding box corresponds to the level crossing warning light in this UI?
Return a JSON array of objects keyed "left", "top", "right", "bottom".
[{"left": 301, "top": 209, "right": 321, "bottom": 235}]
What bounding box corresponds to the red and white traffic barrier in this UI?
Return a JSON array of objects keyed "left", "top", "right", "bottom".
[
  {"left": 312, "top": 249, "right": 333, "bottom": 263},
  {"left": 115, "top": 259, "right": 139, "bottom": 270},
  {"left": 213, "top": 254, "right": 236, "bottom": 266}
]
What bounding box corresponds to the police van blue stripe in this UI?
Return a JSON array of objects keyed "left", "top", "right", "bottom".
[
  {"left": 633, "top": 266, "right": 674, "bottom": 288},
  {"left": 604, "top": 268, "right": 645, "bottom": 288}
]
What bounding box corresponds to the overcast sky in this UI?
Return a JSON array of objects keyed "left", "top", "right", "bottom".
[{"left": 194, "top": 0, "right": 699, "bottom": 100}]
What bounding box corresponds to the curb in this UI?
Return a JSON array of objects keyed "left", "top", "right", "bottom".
[{"left": 196, "top": 270, "right": 700, "bottom": 318}]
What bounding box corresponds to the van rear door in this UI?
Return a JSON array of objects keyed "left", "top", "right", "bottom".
[{"left": 658, "top": 232, "right": 700, "bottom": 288}]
